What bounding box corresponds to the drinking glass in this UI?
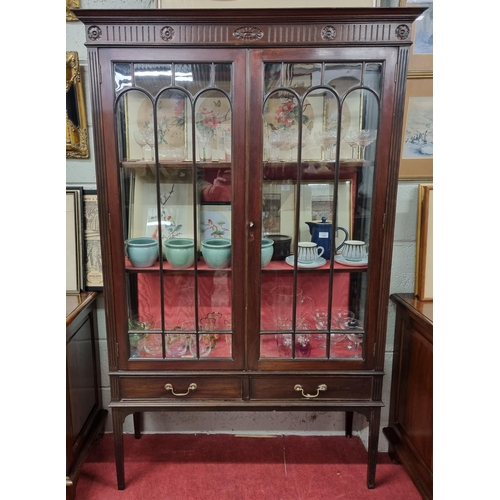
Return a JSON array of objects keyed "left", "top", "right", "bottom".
[
  {"left": 314, "top": 129, "right": 338, "bottom": 160},
  {"left": 343, "top": 130, "right": 359, "bottom": 159},
  {"left": 351, "top": 129, "right": 377, "bottom": 160},
  {"left": 268, "top": 129, "right": 287, "bottom": 161},
  {"left": 143, "top": 126, "right": 156, "bottom": 161},
  {"left": 197, "top": 132, "right": 213, "bottom": 162},
  {"left": 133, "top": 130, "right": 149, "bottom": 160},
  {"left": 332, "top": 309, "right": 355, "bottom": 330},
  {"left": 165, "top": 333, "right": 189, "bottom": 357}
]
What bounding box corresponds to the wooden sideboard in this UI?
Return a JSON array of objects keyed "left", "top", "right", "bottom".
[
  {"left": 66, "top": 292, "right": 107, "bottom": 500},
  {"left": 384, "top": 293, "right": 433, "bottom": 499}
]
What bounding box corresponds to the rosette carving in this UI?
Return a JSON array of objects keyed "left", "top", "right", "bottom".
[
  {"left": 233, "top": 26, "right": 264, "bottom": 41},
  {"left": 87, "top": 26, "right": 102, "bottom": 41},
  {"left": 160, "top": 26, "right": 175, "bottom": 42},
  {"left": 395, "top": 24, "right": 410, "bottom": 40},
  {"left": 321, "top": 26, "right": 337, "bottom": 41}
]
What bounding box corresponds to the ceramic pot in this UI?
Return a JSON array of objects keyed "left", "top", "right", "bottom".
[
  {"left": 163, "top": 238, "right": 195, "bottom": 269},
  {"left": 261, "top": 238, "right": 274, "bottom": 268},
  {"left": 125, "top": 237, "right": 158, "bottom": 267},
  {"left": 266, "top": 234, "right": 291, "bottom": 261},
  {"left": 201, "top": 238, "right": 231, "bottom": 269}
]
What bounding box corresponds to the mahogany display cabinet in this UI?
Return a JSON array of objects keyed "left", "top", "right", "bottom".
[{"left": 75, "top": 7, "right": 425, "bottom": 490}]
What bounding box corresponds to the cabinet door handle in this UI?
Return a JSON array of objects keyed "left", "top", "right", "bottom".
[
  {"left": 294, "top": 384, "right": 327, "bottom": 399},
  {"left": 164, "top": 383, "right": 197, "bottom": 396}
]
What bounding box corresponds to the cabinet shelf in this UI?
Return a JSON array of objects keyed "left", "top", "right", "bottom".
[
  {"left": 122, "top": 160, "right": 232, "bottom": 169},
  {"left": 125, "top": 258, "right": 367, "bottom": 272}
]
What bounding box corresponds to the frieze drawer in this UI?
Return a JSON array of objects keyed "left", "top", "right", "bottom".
[
  {"left": 119, "top": 376, "right": 242, "bottom": 400},
  {"left": 250, "top": 376, "right": 373, "bottom": 401}
]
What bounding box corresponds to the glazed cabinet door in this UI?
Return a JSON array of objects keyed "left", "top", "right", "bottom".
[
  {"left": 247, "top": 47, "right": 399, "bottom": 370},
  {"left": 98, "top": 48, "right": 247, "bottom": 370}
]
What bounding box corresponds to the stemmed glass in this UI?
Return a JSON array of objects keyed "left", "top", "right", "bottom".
[
  {"left": 268, "top": 129, "right": 287, "bottom": 161},
  {"left": 343, "top": 130, "right": 359, "bottom": 159},
  {"left": 133, "top": 130, "right": 149, "bottom": 161},
  {"left": 351, "top": 129, "right": 377, "bottom": 160},
  {"left": 143, "top": 126, "right": 156, "bottom": 161},
  {"left": 314, "top": 128, "right": 338, "bottom": 160},
  {"left": 346, "top": 332, "right": 364, "bottom": 352},
  {"left": 284, "top": 130, "right": 296, "bottom": 161}
]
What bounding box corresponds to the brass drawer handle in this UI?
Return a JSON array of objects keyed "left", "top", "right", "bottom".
[
  {"left": 294, "top": 383, "right": 328, "bottom": 399},
  {"left": 164, "top": 383, "right": 197, "bottom": 397}
]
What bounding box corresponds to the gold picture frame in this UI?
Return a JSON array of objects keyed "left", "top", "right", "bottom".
[
  {"left": 399, "top": 75, "right": 433, "bottom": 180},
  {"left": 400, "top": 0, "right": 433, "bottom": 76},
  {"left": 66, "top": 0, "right": 80, "bottom": 22},
  {"left": 66, "top": 51, "right": 89, "bottom": 159},
  {"left": 415, "top": 183, "right": 433, "bottom": 301}
]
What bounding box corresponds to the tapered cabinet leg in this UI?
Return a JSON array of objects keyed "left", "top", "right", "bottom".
[
  {"left": 133, "top": 412, "right": 142, "bottom": 439},
  {"left": 345, "top": 411, "right": 354, "bottom": 438},
  {"left": 112, "top": 409, "right": 126, "bottom": 490},
  {"left": 367, "top": 408, "right": 381, "bottom": 489}
]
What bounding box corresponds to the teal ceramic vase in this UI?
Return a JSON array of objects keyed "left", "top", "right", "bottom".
[
  {"left": 163, "top": 238, "right": 195, "bottom": 269},
  {"left": 201, "top": 238, "right": 231, "bottom": 269},
  {"left": 261, "top": 238, "right": 274, "bottom": 268},
  {"left": 125, "top": 237, "right": 158, "bottom": 267}
]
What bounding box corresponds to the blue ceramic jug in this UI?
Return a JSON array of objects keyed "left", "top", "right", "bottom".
[{"left": 305, "top": 217, "right": 348, "bottom": 260}]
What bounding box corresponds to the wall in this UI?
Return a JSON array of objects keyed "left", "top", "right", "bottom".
[{"left": 66, "top": 0, "right": 424, "bottom": 452}]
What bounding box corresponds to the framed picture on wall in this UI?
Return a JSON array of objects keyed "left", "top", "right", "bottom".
[
  {"left": 400, "top": 0, "right": 433, "bottom": 75},
  {"left": 66, "top": 187, "right": 84, "bottom": 293},
  {"left": 399, "top": 75, "right": 433, "bottom": 179},
  {"left": 83, "top": 191, "right": 103, "bottom": 290},
  {"left": 415, "top": 183, "right": 433, "bottom": 301}
]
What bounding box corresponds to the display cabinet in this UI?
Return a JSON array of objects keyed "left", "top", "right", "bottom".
[
  {"left": 384, "top": 293, "right": 433, "bottom": 499},
  {"left": 75, "top": 7, "right": 425, "bottom": 490},
  {"left": 66, "top": 292, "right": 107, "bottom": 500}
]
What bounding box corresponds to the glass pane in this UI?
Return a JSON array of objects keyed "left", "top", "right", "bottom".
[
  {"left": 215, "top": 63, "right": 232, "bottom": 95},
  {"left": 260, "top": 60, "right": 381, "bottom": 361},
  {"left": 134, "top": 63, "right": 172, "bottom": 96},
  {"left": 114, "top": 63, "right": 132, "bottom": 93},
  {"left": 175, "top": 63, "right": 211, "bottom": 95},
  {"left": 283, "top": 63, "right": 322, "bottom": 95},
  {"left": 115, "top": 57, "right": 235, "bottom": 362}
]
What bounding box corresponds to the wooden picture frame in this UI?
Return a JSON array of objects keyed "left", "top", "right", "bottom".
[
  {"left": 415, "top": 183, "right": 433, "bottom": 301},
  {"left": 66, "top": 51, "right": 90, "bottom": 159},
  {"left": 129, "top": 171, "right": 194, "bottom": 242},
  {"left": 400, "top": 0, "right": 433, "bottom": 75},
  {"left": 200, "top": 204, "right": 232, "bottom": 241},
  {"left": 66, "top": 187, "right": 85, "bottom": 293},
  {"left": 83, "top": 191, "right": 103, "bottom": 290},
  {"left": 399, "top": 75, "right": 433, "bottom": 179}
]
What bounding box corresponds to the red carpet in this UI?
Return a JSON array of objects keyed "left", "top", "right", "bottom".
[{"left": 75, "top": 434, "right": 422, "bottom": 499}]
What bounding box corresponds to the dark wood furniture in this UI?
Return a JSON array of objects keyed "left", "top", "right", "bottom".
[
  {"left": 75, "top": 7, "right": 425, "bottom": 491},
  {"left": 66, "top": 292, "right": 107, "bottom": 500},
  {"left": 384, "top": 293, "right": 433, "bottom": 499}
]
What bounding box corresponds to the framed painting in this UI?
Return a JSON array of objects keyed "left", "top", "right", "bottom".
[
  {"left": 415, "top": 184, "right": 433, "bottom": 301},
  {"left": 399, "top": 75, "right": 433, "bottom": 179},
  {"left": 83, "top": 191, "right": 103, "bottom": 290},
  {"left": 200, "top": 204, "right": 232, "bottom": 241},
  {"left": 66, "top": 51, "right": 89, "bottom": 159},
  {"left": 262, "top": 176, "right": 353, "bottom": 252},
  {"left": 66, "top": 187, "right": 84, "bottom": 293},
  {"left": 400, "top": 0, "right": 433, "bottom": 75},
  {"left": 129, "top": 169, "right": 194, "bottom": 242},
  {"left": 301, "top": 178, "right": 354, "bottom": 250},
  {"left": 120, "top": 88, "right": 191, "bottom": 162}
]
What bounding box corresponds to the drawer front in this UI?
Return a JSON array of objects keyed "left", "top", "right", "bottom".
[
  {"left": 119, "top": 376, "right": 242, "bottom": 400},
  {"left": 250, "top": 376, "right": 373, "bottom": 401}
]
